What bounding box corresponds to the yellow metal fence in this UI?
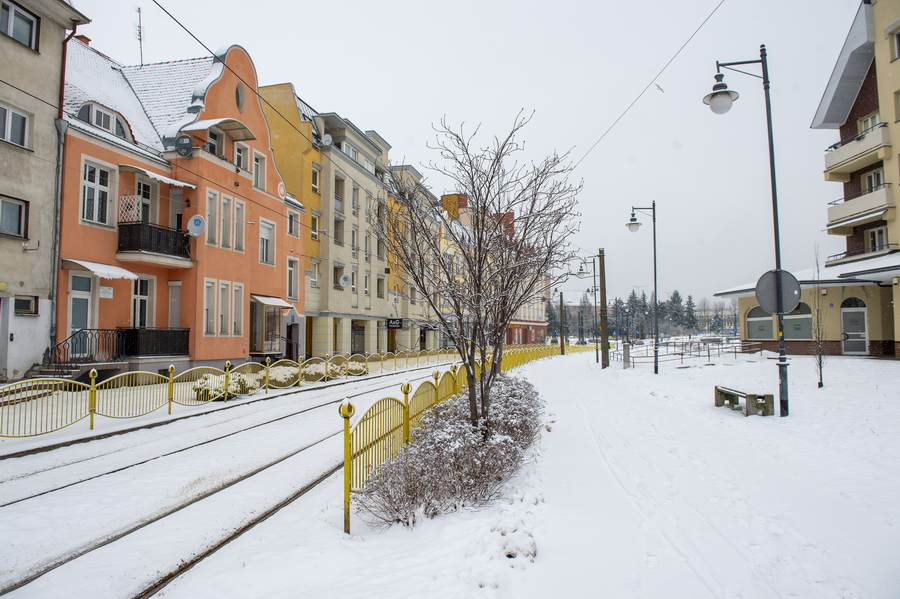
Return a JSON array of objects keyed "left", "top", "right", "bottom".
[
  {"left": 0, "top": 349, "right": 458, "bottom": 438},
  {"left": 339, "top": 343, "right": 578, "bottom": 533}
]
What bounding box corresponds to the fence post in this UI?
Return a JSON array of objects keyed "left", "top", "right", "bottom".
[
  {"left": 401, "top": 380, "right": 412, "bottom": 443},
  {"left": 88, "top": 369, "right": 98, "bottom": 430},
  {"left": 167, "top": 365, "right": 175, "bottom": 415},
  {"left": 265, "top": 357, "right": 271, "bottom": 394},
  {"left": 338, "top": 399, "right": 356, "bottom": 534},
  {"left": 223, "top": 361, "right": 231, "bottom": 403}
]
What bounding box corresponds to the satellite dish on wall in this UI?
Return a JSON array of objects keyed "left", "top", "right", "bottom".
[
  {"left": 321, "top": 134, "right": 333, "bottom": 147},
  {"left": 186, "top": 215, "right": 206, "bottom": 237},
  {"left": 339, "top": 274, "right": 351, "bottom": 288},
  {"left": 175, "top": 134, "right": 193, "bottom": 157}
]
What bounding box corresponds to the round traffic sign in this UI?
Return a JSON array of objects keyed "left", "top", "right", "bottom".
[{"left": 755, "top": 269, "right": 801, "bottom": 315}]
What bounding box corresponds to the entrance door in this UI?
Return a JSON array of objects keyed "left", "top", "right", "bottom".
[
  {"left": 841, "top": 298, "right": 868, "bottom": 355},
  {"left": 351, "top": 320, "right": 365, "bottom": 355},
  {"left": 70, "top": 274, "right": 93, "bottom": 357}
]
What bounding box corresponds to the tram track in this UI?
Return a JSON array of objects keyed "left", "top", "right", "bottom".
[
  {"left": 0, "top": 368, "right": 448, "bottom": 597},
  {"left": 0, "top": 370, "right": 436, "bottom": 504}
]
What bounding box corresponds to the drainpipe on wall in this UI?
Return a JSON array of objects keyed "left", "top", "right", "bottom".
[{"left": 49, "top": 23, "right": 77, "bottom": 358}]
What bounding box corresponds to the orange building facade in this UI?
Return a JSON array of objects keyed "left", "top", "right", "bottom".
[{"left": 54, "top": 39, "right": 302, "bottom": 375}]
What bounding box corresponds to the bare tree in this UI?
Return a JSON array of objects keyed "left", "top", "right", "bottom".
[
  {"left": 812, "top": 243, "right": 827, "bottom": 388},
  {"left": 377, "top": 114, "right": 581, "bottom": 427}
]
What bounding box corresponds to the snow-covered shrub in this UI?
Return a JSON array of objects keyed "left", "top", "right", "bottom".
[{"left": 355, "top": 373, "right": 544, "bottom": 527}]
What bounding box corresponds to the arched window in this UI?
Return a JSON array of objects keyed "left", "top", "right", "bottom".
[
  {"left": 76, "top": 103, "right": 132, "bottom": 142},
  {"left": 783, "top": 302, "right": 812, "bottom": 340},
  {"left": 841, "top": 297, "right": 866, "bottom": 308},
  {"left": 746, "top": 306, "right": 773, "bottom": 340}
]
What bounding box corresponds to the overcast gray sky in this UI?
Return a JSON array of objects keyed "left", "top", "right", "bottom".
[{"left": 71, "top": 0, "right": 861, "bottom": 304}]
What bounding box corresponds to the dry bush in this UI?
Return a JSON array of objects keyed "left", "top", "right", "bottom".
[{"left": 355, "top": 373, "right": 544, "bottom": 527}]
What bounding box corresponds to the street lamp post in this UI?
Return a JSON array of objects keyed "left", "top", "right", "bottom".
[
  {"left": 578, "top": 259, "right": 601, "bottom": 364},
  {"left": 703, "top": 44, "right": 789, "bottom": 417},
  {"left": 626, "top": 201, "right": 659, "bottom": 374}
]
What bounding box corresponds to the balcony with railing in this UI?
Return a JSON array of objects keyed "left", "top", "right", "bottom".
[
  {"left": 823, "top": 123, "right": 891, "bottom": 182},
  {"left": 826, "top": 243, "right": 898, "bottom": 265},
  {"left": 51, "top": 328, "right": 190, "bottom": 372},
  {"left": 116, "top": 196, "right": 192, "bottom": 267},
  {"left": 334, "top": 194, "right": 344, "bottom": 214},
  {"left": 826, "top": 183, "right": 894, "bottom": 234}
]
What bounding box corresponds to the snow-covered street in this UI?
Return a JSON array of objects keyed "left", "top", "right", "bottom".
[{"left": 2, "top": 351, "right": 898, "bottom": 598}]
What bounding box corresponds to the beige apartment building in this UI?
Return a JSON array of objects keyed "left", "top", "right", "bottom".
[{"left": 720, "top": 0, "right": 900, "bottom": 356}]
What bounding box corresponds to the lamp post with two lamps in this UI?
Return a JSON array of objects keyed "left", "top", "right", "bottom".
[
  {"left": 702, "top": 44, "right": 791, "bottom": 417},
  {"left": 625, "top": 202, "right": 659, "bottom": 375}
]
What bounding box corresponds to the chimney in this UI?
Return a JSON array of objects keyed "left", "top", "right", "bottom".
[{"left": 74, "top": 34, "right": 91, "bottom": 45}]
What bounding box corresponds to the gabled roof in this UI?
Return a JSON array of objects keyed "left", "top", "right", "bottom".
[
  {"left": 811, "top": 1, "right": 875, "bottom": 130},
  {"left": 121, "top": 56, "right": 216, "bottom": 142},
  {"left": 64, "top": 38, "right": 162, "bottom": 150}
]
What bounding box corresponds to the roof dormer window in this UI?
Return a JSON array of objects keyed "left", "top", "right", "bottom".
[{"left": 76, "top": 103, "right": 132, "bottom": 142}]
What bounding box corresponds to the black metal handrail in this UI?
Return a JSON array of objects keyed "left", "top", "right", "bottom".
[
  {"left": 118, "top": 221, "right": 191, "bottom": 259},
  {"left": 826, "top": 244, "right": 898, "bottom": 263},
  {"left": 825, "top": 121, "right": 888, "bottom": 152},
  {"left": 280, "top": 336, "right": 302, "bottom": 361},
  {"left": 50, "top": 328, "right": 190, "bottom": 374},
  {"left": 828, "top": 182, "right": 892, "bottom": 206}
]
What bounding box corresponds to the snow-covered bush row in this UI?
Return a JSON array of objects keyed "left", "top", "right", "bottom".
[{"left": 355, "top": 373, "right": 544, "bottom": 527}]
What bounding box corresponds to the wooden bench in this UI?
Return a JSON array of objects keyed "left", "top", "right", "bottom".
[{"left": 714, "top": 386, "right": 774, "bottom": 417}]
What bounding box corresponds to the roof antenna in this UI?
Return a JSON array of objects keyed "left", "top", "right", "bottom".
[{"left": 134, "top": 6, "right": 144, "bottom": 66}]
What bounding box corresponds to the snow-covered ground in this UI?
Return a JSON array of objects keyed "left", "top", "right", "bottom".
[{"left": 3, "top": 351, "right": 898, "bottom": 598}]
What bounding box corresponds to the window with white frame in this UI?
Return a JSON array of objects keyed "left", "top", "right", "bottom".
[
  {"left": 365, "top": 159, "right": 375, "bottom": 174},
  {"left": 219, "top": 282, "right": 230, "bottom": 335},
  {"left": 867, "top": 226, "right": 888, "bottom": 251},
  {"left": 310, "top": 261, "right": 320, "bottom": 288},
  {"left": 0, "top": 195, "right": 26, "bottom": 237},
  {"left": 351, "top": 271, "right": 357, "bottom": 293},
  {"left": 206, "top": 190, "right": 218, "bottom": 245},
  {"left": 259, "top": 220, "right": 274, "bottom": 264},
  {"left": 351, "top": 228, "right": 358, "bottom": 257},
  {"left": 859, "top": 112, "right": 880, "bottom": 134},
  {"left": 288, "top": 211, "right": 300, "bottom": 237},
  {"left": 204, "top": 280, "right": 216, "bottom": 335},
  {"left": 364, "top": 234, "right": 370, "bottom": 260},
  {"left": 232, "top": 283, "right": 243, "bottom": 335},
  {"left": 82, "top": 162, "right": 111, "bottom": 225},
  {"left": 410, "top": 287, "right": 416, "bottom": 305},
  {"left": 221, "top": 196, "right": 232, "bottom": 248},
  {"left": 207, "top": 131, "right": 220, "bottom": 155},
  {"left": 0, "top": 102, "right": 28, "bottom": 147},
  {"left": 364, "top": 274, "right": 370, "bottom": 296},
  {"left": 311, "top": 168, "right": 320, "bottom": 193},
  {"left": 76, "top": 103, "right": 130, "bottom": 141},
  {"left": 235, "top": 144, "right": 247, "bottom": 170},
  {"left": 376, "top": 277, "right": 385, "bottom": 299},
  {"left": 1, "top": 2, "right": 37, "bottom": 49},
  {"left": 893, "top": 28, "right": 900, "bottom": 60},
  {"left": 287, "top": 258, "right": 299, "bottom": 299},
  {"left": 342, "top": 142, "right": 358, "bottom": 161},
  {"left": 310, "top": 214, "right": 319, "bottom": 240},
  {"left": 132, "top": 278, "right": 152, "bottom": 328},
  {"left": 864, "top": 169, "right": 884, "bottom": 193},
  {"left": 253, "top": 154, "right": 266, "bottom": 189},
  {"left": 234, "top": 201, "right": 245, "bottom": 251}
]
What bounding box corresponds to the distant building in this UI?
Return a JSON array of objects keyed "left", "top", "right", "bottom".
[{"left": 0, "top": 0, "right": 89, "bottom": 382}]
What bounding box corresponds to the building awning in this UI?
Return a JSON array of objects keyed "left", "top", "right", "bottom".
[
  {"left": 62, "top": 259, "right": 138, "bottom": 280},
  {"left": 119, "top": 164, "right": 197, "bottom": 189},
  {"left": 250, "top": 295, "right": 293, "bottom": 309},
  {"left": 825, "top": 209, "right": 887, "bottom": 230},
  {"left": 181, "top": 118, "right": 256, "bottom": 141}
]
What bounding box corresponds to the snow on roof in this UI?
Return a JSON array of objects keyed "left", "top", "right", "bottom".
[
  {"left": 121, "top": 56, "right": 216, "bottom": 143},
  {"left": 64, "top": 38, "right": 163, "bottom": 151},
  {"left": 714, "top": 252, "right": 900, "bottom": 297}
]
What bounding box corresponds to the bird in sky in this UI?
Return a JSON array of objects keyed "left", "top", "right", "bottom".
[{"left": 655, "top": 84, "right": 665, "bottom": 93}]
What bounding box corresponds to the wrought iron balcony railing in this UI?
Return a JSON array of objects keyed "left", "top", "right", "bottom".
[{"left": 118, "top": 221, "right": 191, "bottom": 259}]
